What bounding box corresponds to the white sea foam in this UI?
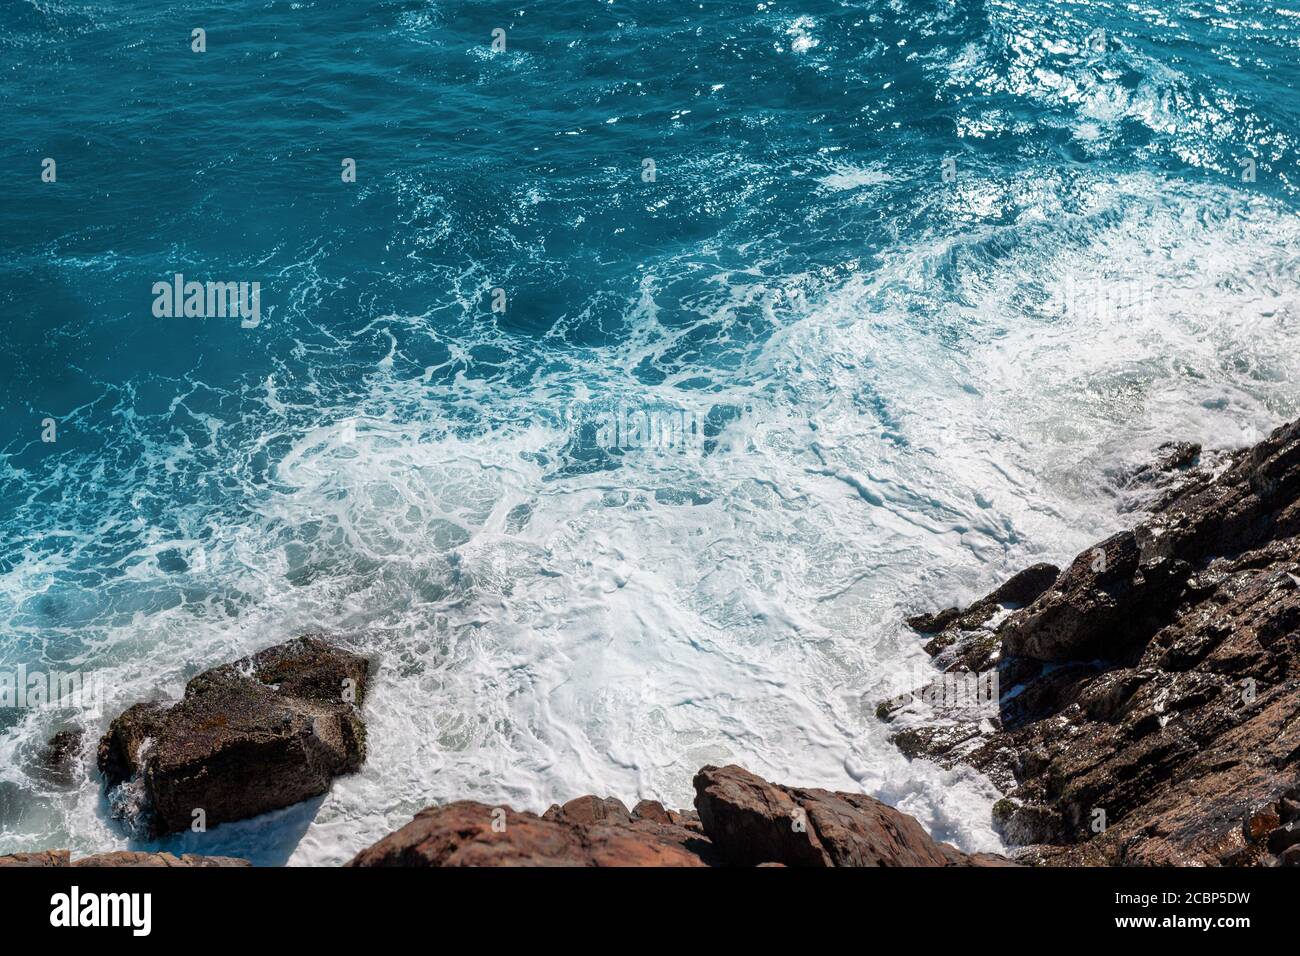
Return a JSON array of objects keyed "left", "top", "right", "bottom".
[
  {"left": 4, "top": 0, "right": 1300, "bottom": 866},
  {"left": 4, "top": 162, "right": 1297, "bottom": 866}
]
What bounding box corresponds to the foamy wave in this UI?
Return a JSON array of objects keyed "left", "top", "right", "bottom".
[{"left": 3, "top": 0, "right": 1299, "bottom": 867}]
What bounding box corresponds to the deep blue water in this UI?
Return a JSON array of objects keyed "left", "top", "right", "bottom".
[{"left": 2, "top": 1, "right": 1299, "bottom": 863}]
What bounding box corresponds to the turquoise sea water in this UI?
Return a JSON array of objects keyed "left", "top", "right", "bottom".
[{"left": 2, "top": 0, "right": 1299, "bottom": 863}]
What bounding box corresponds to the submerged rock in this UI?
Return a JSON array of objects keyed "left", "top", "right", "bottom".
[
  {"left": 97, "top": 636, "right": 370, "bottom": 836},
  {"left": 24, "top": 729, "right": 84, "bottom": 790},
  {"left": 890, "top": 418, "right": 1300, "bottom": 865}
]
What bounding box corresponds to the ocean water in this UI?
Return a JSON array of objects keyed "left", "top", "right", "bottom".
[{"left": 1, "top": 0, "right": 1299, "bottom": 865}]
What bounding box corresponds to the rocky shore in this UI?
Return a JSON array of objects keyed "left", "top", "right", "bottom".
[
  {"left": 884, "top": 418, "right": 1300, "bottom": 865},
  {"left": 7, "top": 637, "right": 1005, "bottom": 867},
  {"left": 4, "top": 419, "right": 1296, "bottom": 867},
  {"left": 346, "top": 764, "right": 1010, "bottom": 867},
  {"left": 2, "top": 764, "right": 1008, "bottom": 868}
]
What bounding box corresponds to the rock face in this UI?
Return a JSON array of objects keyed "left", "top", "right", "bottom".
[
  {"left": 887, "top": 419, "right": 1300, "bottom": 865},
  {"left": 0, "top": 850, "right": 248, "bottom": 867},
  {"left": 349, "top": 766, "right": 1010, "bottom": 867},
  {"left": 693, "top": 765, "right": 1010, "bottom": 866},
  {"left": 97, "top": 636, "right": 370, "bottom": 836}
]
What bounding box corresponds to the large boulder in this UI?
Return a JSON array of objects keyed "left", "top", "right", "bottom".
[
  {"left": 348, "top": 800, "right": 716, "bottom": 867},
  {"left": 692, "top": 765, "right": 1011, "bottom": 867},
  {"left": 97, "top": 636, "right": 370, "bottom": 836}
]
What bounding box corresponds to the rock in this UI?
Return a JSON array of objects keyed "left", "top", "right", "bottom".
[
  {"left": 542, "top": 795, "right": 632, "bottom": 826},
  {"left": 884, "top": 563, "right": 1062, "bottom": 745},
  {"left": 667, "top": 807, "right": 704, "bottom": 832},
  {"left": 1268, "top": 824, "right": 1300, "bottom": 854},
  {"left": 1001, "top": 536, "right": 1191, "bottom": 662},
  {"left": 889, "top": 417, "right": 1300, "bottom": 866},
  {"left": 1243, "top": 805, "right": 1281, "bottom": 844},
  {"left": 26, "top": 729, "right": 83, "bottom": 789},
  {"left": 1154, "top": 441, "right": 1201, "bottom": 473},
  {"left": 906, "top": 563, "right": 1059, "bottom": 637},
  {"left": 0, "top": 850, "right": 70, "bottom": 867},
  {"left": 347, "top": 766, "right": 1000, "bottom": 868},
  {"left": 0, "top": 850, "right": 248, "bottom": 867},
  {"left": 985, "top": 563, "right": 1063, "bottom": 608},
  {"left": 97, "top": 636, "right": 370, "bottom": 836},
  {"left": 631, "top": 799, "right": 673, "bottom": 824},
  {"left": 692, "top": 765, "right": 830, "bottom": 866},
  {"left": 72, "top": 852, "right": 250, "bottom": 867},
  {"left": 348, "top": 800, "right": 715, "bottom": 867},
  {"left": 906, "top": 606, "right": 962, "bottom": 634},
  {"left": 1281, "top": 845, "right": 1300, "bottom": 867},
  {"left": 692, "top": 765, "right": 1010, "bottom": 867},
  {"left": 1120, "top": 442, "right": 1202, "bottom": 491},
  {"left": 1281, "top": 798, "right": 1300, "bottom": 824}
]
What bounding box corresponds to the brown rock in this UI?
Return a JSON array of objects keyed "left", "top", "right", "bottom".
[
  {"left": 692, "top": 765, "right": 1009, "bottom": 867},
  {"left": 348, "top": 766, "right": 986, "bottom": 868},
  {"left": 348, "top": 800, "right": 714, "bottom": 867},
  {"left": 0, "top": 850, "right": 70, "bottom": 867},
  {"left": 667, "top": 807, "right": 705, "bottom": 832},
  {"left": 985, "top": 563, "right": 1063, "bottom": 608},
  {"left": 544, "top": 795, "right": 632, "bottom": 826},
  {"left": 0, "top": 850, "right": 248, "bottom": 867},
  {"left": 587, "top": 819, "right": 717, "bottom": 866},
  {"left": 97, "top": 636, "right": 370, "bottom": 836},
  {"left": 631, "top": 799, "right": 673, "bottom": 824},
  {"left": 72, "top": 852, "right": 251, "bottom": 867},
  {"left": 693, "top": 764, "right": 831, "bottom": 866},
  {"left": 1243, "top": 805, "right": 1281, "bottom": 844}
]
